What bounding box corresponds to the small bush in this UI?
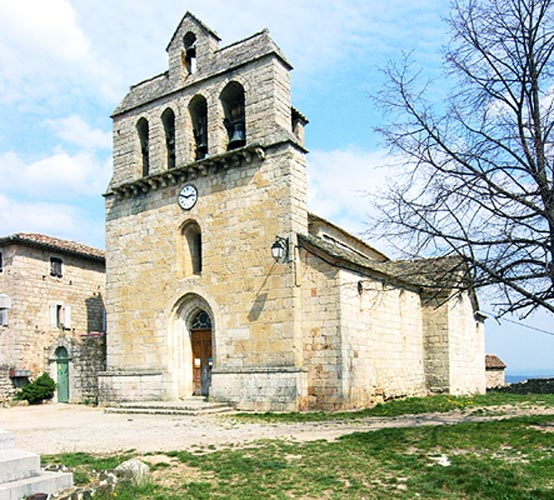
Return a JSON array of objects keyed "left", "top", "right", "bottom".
[{"left": 14, "top": 373, "right": 56, "bottom": 404}]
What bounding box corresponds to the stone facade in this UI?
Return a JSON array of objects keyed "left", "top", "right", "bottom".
[
  {"left": 100, "top": 12, "right": 486, "bottom": 411},
  {"left": 0, "top": 234, "right": 106, "bottom": 402}
]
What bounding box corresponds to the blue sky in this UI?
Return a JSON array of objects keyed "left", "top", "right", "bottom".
[{"left": 1, "top": 0, "right": 552, "bottom": 373}]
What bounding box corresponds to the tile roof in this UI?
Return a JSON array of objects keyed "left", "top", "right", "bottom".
[
  {"left": 0, "top": 233, "right": 105, "bottom": 262},
  {"left": 486, "top": 354, "right": 507, "bottom": 369},
  {"left": 298, "top": 232, "right": 468, "bottom": 290}
]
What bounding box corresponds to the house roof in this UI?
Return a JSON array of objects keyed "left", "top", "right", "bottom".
[
  {"left": 0, "top": 233, "right": 105, "bottom": 263},
  {"left": 486, "top": 354, "right": 507, "bottom": 369}
]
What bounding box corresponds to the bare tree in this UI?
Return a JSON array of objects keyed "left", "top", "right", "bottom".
[{"left": 375, "top": 0, "right": 554, "bottom": 316}]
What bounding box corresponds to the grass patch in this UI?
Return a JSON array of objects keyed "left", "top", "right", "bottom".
[
  {"left": 230, "top": 392, "right": 554, "bottom": 423},
  {"left": 48, "top": 415, "right": 554, "bottom": 499},
  {"left": 41, "top": 451, "right": 134, "bottom": 485}
]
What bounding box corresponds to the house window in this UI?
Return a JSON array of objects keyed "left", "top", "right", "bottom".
[
  {"left": 0, "top": 294, "right": 11, "bottom": 326},
  {"left": 50, "top": 257, "right": 63, "bottom": 278},
  {"left": 220, "top": 81, "right": 246, "bottom": 150},
  {"left": 0, "top": 308, "right": 8, "bottom": 326},
  {"left": 0, "top": 251, "right": 3, "bottom": 272},
  {"left": 189, "top": 95, "right": 208, "bottom": 160},
  {"left": 137, "top": 117, "right": 150, "bottom": 176},
  {"left": 182, "top": 221, "right": 202, "bottom": 276},
  {"left": 50, "top": 304, "right": 71, "bottom": 329},
  {"left": 162, "top": 108, "right": 176, "bottom": 170}
]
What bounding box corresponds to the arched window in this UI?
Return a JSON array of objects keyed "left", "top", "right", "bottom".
[
  {"left": 182, "top": 221, "right": 202, "bottom": 276},
  {"left": 162, "top": 108, "right": 176, "bottom": 169},
  {"left": 220, "top": 82, "right": 246, "bottom": 150},
  {"left": 183, "top": 32, "right": 197, "bottom": 75},
  {"left": 137, "top": 118, "right": 150, "bottom": 176},
  {"left": 189, "top": 95, "right": 208, "bottom": 160},
  {"left": 191, "top": 310, "right": 212, "bottom": 330}
]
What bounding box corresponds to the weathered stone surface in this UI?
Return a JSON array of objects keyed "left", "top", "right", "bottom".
[{"left": 114, "top": 459, "right": 150, "bottom": 486}]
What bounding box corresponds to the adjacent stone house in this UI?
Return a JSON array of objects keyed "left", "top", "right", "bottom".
[
  {"left": 485, "top": 354, "right": 507, "bottom": 388},
  {"left": 0, "top": 234, "right": 106, "bottom": 403},
  {"left": 99, "top": 12, "right": 486, "bottom": 411}
]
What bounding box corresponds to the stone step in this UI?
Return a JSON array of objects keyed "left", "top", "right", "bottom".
[
  {"left": 104, "top": 399, "right": 235, "bottom": 416},
  {"left": 0, "top": 449, "right": 40, "bottom": 483},
  {"left": 0, "top": 432, "right": 14, "bottom": 451},
  {"left": 0, "top": 470, "right": 73, "bottom": 500}
]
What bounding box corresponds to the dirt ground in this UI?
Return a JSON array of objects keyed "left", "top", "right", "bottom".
[{"left": 2, "top": 403, "right": 554, "bottom": 455}]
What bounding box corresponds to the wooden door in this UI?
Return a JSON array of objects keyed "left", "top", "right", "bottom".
[
  {"left": 191, "top": 329, "right": 212, "bottom": 396},
  {"left": 56, "top": 347, "right": 69, "bottom": 403}
]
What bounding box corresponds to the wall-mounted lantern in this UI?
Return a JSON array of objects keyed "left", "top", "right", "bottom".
[{"left": 271, "top": 236, "right": 289, "bottom": 263}]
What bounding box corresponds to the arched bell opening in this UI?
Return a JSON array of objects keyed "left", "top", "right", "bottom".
[
  {"left": 220, "top": 81, "right": 246, "bottom": 150},
  {"left": 136, "top": 117, "right": 150, "bottom": 176},
  {"left": 183, "top": 32, "right": 197, "bottom": 75},
  {"left": 189, "top": 95, "right": 208, "bottom": 160},
  {"left": 162, "top": 107, "right": 176, "bottom": 170}
]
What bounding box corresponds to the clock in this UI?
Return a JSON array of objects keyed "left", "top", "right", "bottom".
[{"left": 178, "top": 184, "right": 198, "bottom": 210}]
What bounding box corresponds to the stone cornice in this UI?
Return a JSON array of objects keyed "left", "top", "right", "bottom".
[{"left": 104, "top": 144, "right": 265, "bottom": 200}]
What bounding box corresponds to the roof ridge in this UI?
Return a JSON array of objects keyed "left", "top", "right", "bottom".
[{"left": 0, "top": 233, "right": 105, "bottom": 260}]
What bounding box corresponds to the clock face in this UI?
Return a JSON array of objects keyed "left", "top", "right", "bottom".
[{"left": 178, "top": 184, "right": 198, "bottom": 210}]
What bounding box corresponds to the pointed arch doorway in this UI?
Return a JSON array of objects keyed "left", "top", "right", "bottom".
[
  {"left": 172, "top": 294, "right": 215, "bottom": 399},
  {"left": 190, "top": 310, "right": 212, "bottom": 396}
]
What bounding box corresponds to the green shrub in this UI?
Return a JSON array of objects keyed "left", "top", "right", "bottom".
[{"left": 14, "top": 373, "right": 56, "bottom": 404}]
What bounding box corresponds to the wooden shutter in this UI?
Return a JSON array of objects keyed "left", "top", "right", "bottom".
[
  {"left": 64, "top": 305, "right": 72, "bottom": 329},
  {"left": 50, "top": 305, "right": 58, "bottom": 327}
]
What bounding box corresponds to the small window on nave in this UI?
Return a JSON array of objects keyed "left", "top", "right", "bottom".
[{"left": 181, "top": 221, "right": 202, "bottom": 276}]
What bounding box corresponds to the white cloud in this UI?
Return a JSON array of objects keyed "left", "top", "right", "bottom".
[
  {"left": 0, "top": 150, "right": 111, "bottom": 199},
  {"left": 0, "top": 194, "right": 104, "bottom": 249},
  {"left": 45, "top": 115, "right": 111, "bottom": 151},
  {"left": 0, "top": 0, "right": 113, "bottom": 103},
  {"left": 0, "top": 0, "right": 89, "bottom": 62},
  {"left": 307, "top": 147, "right": 391, "bottom": 232}
]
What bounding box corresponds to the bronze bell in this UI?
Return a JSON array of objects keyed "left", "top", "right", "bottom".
[
  {"left": 186, "top": 42, "right": 196, "bottom": 59},
  {"left": 228, "top": 121, "right": 246, "bottom": 149},
  {"left": 196, "top": 140, "right": 208, "bottom": 159}
]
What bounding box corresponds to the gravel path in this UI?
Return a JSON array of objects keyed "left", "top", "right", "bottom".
[{"left": 2, "top": 403, "right": 554, "bottom": 455}]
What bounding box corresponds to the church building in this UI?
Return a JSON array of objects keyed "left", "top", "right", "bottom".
[{"left": 99, "top": 13, "right": 486, "bottom": 411}]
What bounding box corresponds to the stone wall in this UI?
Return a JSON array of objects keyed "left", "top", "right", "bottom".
[
  {"left": 78, "top": 333, "right": 107, "bottom": 403},
  {"left": 494, "top": 377, "right": 554, "bottom": 394},
  {"left": 341, "top": 272, "right": 426, "bottom": 407},
  {"left": 300, "top": 250, "right": 341, "bottom": 410},
  {"left": 446, "top": 293, "right": 486, "bottom": 395},
  {"left": 0, "top": 365, "right": 14, "bottom": 400},
  {"left": 422, "top": 294, "right": 451, "bottom": 393},
  {"left": 486, "top": 369, "right": 506, "bottom": 389}
]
